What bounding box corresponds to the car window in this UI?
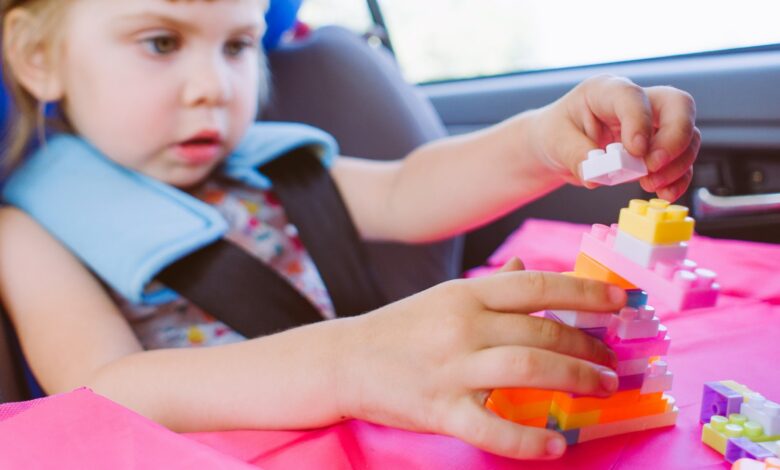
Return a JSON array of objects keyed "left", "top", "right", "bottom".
[{"left": 299, "top": 0, "right": 780, "bottom": 84}]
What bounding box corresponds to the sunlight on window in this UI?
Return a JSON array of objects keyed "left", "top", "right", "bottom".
[{"left": 299, "top": 0, "right": 780, "bottom": 83}]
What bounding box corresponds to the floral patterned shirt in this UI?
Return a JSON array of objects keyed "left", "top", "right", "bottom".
[{"left": 111, "top": 177, "right": 335, "bottom": 350}]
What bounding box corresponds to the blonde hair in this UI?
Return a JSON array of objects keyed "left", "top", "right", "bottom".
[{"left": 1, "top": 0, "right": 70, "bottom": 177}]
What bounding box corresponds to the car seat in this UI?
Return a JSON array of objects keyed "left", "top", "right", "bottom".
[{"left": 0, "top": 1, "right": 461, "bottom": 402}]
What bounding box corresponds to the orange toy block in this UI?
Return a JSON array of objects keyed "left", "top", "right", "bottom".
[
  {"left": 599, "top": 395, "right": 670, "bottom": 423},
  {"left": 552, "top": 389, "right": 642, "bottom": 414},
  {"left": 573, "top": 252, "right": 638, "bottom": 289}
]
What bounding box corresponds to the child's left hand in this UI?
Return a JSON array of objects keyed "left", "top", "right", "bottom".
[{"left": 530, "top": 74, "right": 700, "bottom": 202}]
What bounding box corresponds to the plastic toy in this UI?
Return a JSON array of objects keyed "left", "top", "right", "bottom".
[{"left": 580, "top": 143, "right": 648, "bottom": 186}]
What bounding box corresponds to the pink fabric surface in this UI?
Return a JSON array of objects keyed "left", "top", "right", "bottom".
[
  {"left": 0, "top": 388, "right": 257, "bottom": 469},
  {"left": 1, "top": 219, "right": 778, "bottom": 469}
]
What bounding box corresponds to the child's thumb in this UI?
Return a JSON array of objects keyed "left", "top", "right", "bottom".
[{"left": 497, "top": 257, "right": 525, "bottom": 273}]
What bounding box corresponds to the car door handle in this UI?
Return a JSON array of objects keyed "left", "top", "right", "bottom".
[{"left": 693, "top": 187, "right": 780, "bottom": 218}]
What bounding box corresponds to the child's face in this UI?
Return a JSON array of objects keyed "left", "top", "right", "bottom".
[{"left": 56, "top": 0, "right": 266, "bottom": 188}]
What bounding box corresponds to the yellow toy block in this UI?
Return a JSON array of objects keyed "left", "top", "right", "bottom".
[
  {"left": 487, "top": 388, "right": 553, "bottom": 427},
  {"left": 550, "top": 402, "right": 601, "bottom": 430},
  {"left": 702, "top": 413, "right": 780, "bottom": 454},
  {"left": 573, "top": 252, "right": 637, "bottom": 289},
  {"left": 618, "top": 199, "right": 695, "bottom": 244}
]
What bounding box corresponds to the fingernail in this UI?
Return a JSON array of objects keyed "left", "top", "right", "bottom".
[
  {"left": 599, "top": 368, "right": 618, "bottom": 394},
  {"left": 546, "top": 436, "right": 566, "bottom": 457},
  {"left": 608, "top": 285, "right": 626, "bottom": 305},
  {"left": 647, "top": 150, "right": 668, "bottom": 172},
  {"left": 632, "top": 134, "right": 648, "bottom": 156}
]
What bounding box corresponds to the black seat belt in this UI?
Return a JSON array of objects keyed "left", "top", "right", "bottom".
[{"left": 158, "top": 146, "right": 386, "bottom": 338}]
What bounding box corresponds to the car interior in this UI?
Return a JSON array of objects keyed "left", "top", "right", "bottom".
[{"left": 0, "top": 0, "right": 778, "bottom": 405}]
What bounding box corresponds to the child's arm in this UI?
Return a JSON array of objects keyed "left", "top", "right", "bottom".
[
  {"left": 332, "top": 75, "right": 699, "bottom": 243},
  {"left": 0, "top": 207, "right": 625, "bottom": 460}
]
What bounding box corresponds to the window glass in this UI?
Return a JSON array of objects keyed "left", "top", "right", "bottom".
[{"left": 301, "top": 0, "right": 780, "bottom": 84}]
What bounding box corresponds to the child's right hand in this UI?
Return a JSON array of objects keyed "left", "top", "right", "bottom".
[{"left": 337, "top": 259, "right": 625, "bottom": 460}]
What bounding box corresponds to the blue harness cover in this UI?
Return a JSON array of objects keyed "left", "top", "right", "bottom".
[{"left": 2, "top": 122, "right": 338, "bottom": 305}]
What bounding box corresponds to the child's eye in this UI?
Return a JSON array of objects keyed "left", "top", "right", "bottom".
[
  {"left": 224, "top": 38, "right": 257, "bottom": 58},
  {"left": 142, "top": 35, "right": 181, "bottom": 55}
]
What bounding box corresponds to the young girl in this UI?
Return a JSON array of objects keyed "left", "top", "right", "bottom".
[{"left": 0, "top": 0, "right": 700, "bottom": 460}]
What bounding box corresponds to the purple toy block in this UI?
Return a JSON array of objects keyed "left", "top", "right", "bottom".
[
  {"left": 580, "top": 224, "right": 719, "bottom": 310},
  {"left": 581, "top": 326, "right": 608, "bottom": 340},
  {"left": 726, "top": 437, "right": 777, "bottom": 464},
  {"left": 701, "top": 382, "right": 744, "bottom": 424},
  {"left": 605, "top": 325, "right": 670, "bottom": 360},
  {"left": 617, "top": 372, "right": 645, "bottom": 391}
]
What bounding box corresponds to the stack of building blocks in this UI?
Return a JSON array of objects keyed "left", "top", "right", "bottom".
[
  {"left": 486, "top": 198, "right": 724, "bottom": 444},
  {"left": 580, "top": 143, "right": 648, "bottom": 186},
  {"left": 701, "top": 381, "right": 780, "bottom": 465}
]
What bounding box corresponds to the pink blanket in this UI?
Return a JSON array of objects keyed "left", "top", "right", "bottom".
[{"left": 2, "top": 219, "right": 778, "bottom": 469}]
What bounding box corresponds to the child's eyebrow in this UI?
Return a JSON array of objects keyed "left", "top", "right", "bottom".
[{"left": 112, "top": 12, "right": 263, "bottom": 36}]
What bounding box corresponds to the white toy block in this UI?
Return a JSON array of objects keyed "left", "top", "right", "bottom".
[
  {"left": 616, "top": 357, "right": 650, "bottom": 376},
  {"left": 607, "top": 305, "right": 660, "bottom": 340},
  {"left": 759, "top": 440, "right": 780, "bottom": 457},
  {"left": 545, "top": 310, "right": 614, "bottom": 329},
  {"left": 640, "top": 360, "right": 674, "bottom": 394},
  {"left": 613, "top": 229, "right": 688, "bottom": 268},
  {"left": 741, "top": 393, "right": 780, "bottom": 436},
  {"left": 580, "top": 143, "right": 648, "bottom": 186}
]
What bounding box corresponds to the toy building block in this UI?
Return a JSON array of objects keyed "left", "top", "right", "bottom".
[
  {"left": 617, "top": 357, "right": 650, "bottom": 376},
  {"left": 549, "top": 406, "right": 601, "bottom": 431},
  {"left": 702, "top": 381, "right": 747, "bottom": 423},
  {"left": 580, "top": 143, "right": 648, "bottom": 186},
  {"left": 727, "top": 437, "right": 778, "bottom": 464},
  {"left": 617, "top": 372, "right": 646, "bottom": 391},
  {"left": 551, "top": 389, "right": 643, "bottom": 414},
  {"left": 742, "top": 394, "right": 780, "bottom": 436},
  {"left": 573, "top": 252, "right": 637, "bottom": 289},
  {"left": 759, "top": 440, "right": 780, "bottom": 457},
  {"left": 580, "top": 326, "right": 608, "bottom": 340},
  {"left": 618, "top": 199, "right": 695, "bottom": 244},
  {"left": 640, "top": 360, "right": 674, "bottom": 394},
  {"left": 733, "top": 457, "right": 780, "bottom": 470},
  {"left": 604, "top": 325, "right": 670, "bottom": 361},
  {"left": 598, "top": 394, "right": 671, "bottom": 424},
  {"left": 487, "top": 388, "right": 552, "bottom": 427},
  {"left": 703, "top": 415, "right": 750, "bottom": 454},
  {"left": 577, "top": 407, "right": 678, "bottom": 443},
  {"left": 607, "top": 305, "right": 660, "bottom": 340},
  {"left": 580, "top": 223, "right": 719, "bottom": 310},
  {"left": 613, "top": 229, "right": 688, "bottom": 268},
  {"left": 544, "top": 310, "right": 614, "bottom": 329},
  {"left": 626, "top": 289, "right": 649, "bottom": 308}
]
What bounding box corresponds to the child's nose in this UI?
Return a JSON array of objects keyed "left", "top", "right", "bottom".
[{"left": 181, "top": 56, "right": 233, "bottom": 107}]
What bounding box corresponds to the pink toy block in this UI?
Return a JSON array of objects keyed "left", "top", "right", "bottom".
[
  {"left": 742, "top": 394, "right": 780, "bottom": 436},
  {"left": 640, "top": 360, "right": 674, "bottom": 394},
  {"left": 605, "top": 325, "right": 670, "bottom": 360},
  {"left": 577, "top": 406, "right": 678, "bottom": 443},
  {"left": 613, "top": 229, "right": 688, "bottom": 268},
  {"left": 544, "top": 310, "right": 614, "bottom": 329},
  {"left": 580, "top": 143, "right": 648, "bottom": 186},
  {"left": 616, "top": 357, "right": 650, "bottom": 376},
  {"left": 580, "top": 223, "right": 719, "bottom": 310},
  {"left": 607, "top": 305, "right": 660, "bottom": 340}
]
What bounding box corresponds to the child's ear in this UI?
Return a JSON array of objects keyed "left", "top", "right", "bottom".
[{"left": 3, "top": 8, "right": 64, "bottom": 102}]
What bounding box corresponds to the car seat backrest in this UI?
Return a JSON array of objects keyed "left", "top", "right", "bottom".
[{"left": 262, "top": 25, "right": 462, "bottom": 302}]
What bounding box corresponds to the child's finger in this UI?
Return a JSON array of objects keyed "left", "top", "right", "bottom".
[
  {"left": 581, "top": 75, "right": 654, "bottom": 158},
  {"left": 475, "top": 314, "right": 616, "bottom": 368},
  {"left": 445, "top": 398, "right": 567, "bottom": 459},
  {"left": 656, "top": 169, "right": 693, "bottom": 203},
  {"left": 469, "top": 271, "right": 626, "bottom": 314},
  {"left": 639, "top": 130, "right": 699, "bottom": 193},
  {"left": 644, "top": 86, "right": 697, "bottom": 173},
  {"left": 461, "top": 346, "right": 618, "bottom": 397},
  {"left": 497, "top": 256, "right": 525, "bottom": 273}
]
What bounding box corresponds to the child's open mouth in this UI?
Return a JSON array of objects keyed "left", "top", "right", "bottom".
[{"left": 175, "top": 131, "right": 223, "bottom": 165}]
